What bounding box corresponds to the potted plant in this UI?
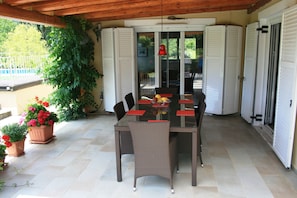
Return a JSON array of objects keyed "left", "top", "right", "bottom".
[
  {"left": 0, "top": 135, "right": 11, "bottom": 167},
  {"left": 21, "top": 96, "right": 59, "bottom": 144},
  {"left": 1, "top": 123, "right": 27, "bottom": 157}
]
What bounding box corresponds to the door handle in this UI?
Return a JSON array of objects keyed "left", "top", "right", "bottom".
[{"left": 290, "top": 100, "right": 292, "bottom": 107}]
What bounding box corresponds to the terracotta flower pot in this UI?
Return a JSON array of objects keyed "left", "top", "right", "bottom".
[
  {"left": 7, "top": 139, "right": 25, "bottom": 157},
  {"left": 28, "top": 125, "right": 55, "bottom": 144}
]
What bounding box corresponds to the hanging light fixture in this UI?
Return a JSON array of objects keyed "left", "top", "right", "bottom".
[{"left": 158, "top": 0, "right": 167, "bottom": 56}]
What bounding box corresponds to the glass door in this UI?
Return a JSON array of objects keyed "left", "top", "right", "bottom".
[
  {"left": 160, "top": 32, "right": 180, "bottom": 90},
  {"left": 184, "top": 31, "right": 203, "bottom": 94},
  {"left": 137, "top": 32, "right": 155, "bottom": 96},
  {"left": 137, "top": 31, "right": 203, "bottom": 97}
]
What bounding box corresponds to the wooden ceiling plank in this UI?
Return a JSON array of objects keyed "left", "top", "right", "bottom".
[
  {"left": 85, "top": 4, "right": 250, "bottom": 22},
  {"left": 19, "top": 0, "right": 255, "bottom": 12},
  {"left": 82, "top": 1, "right": 253, "bottom": 19},
  {"left": 53, "top": 0, "right": 152, "bottom": 16},
  {"left": 1, "top": 0, "right": 269, "bottom": 25},
  {"left": 20, "top": 0, "right": 139, "bottom": 11},
  {"left": 54, "top": 0, "right": 251, "bottom": 16},
  {"left": 0, "top": 4, "right": 65, "bottom": 27},
  {"left": 3, "top": 0, "right": 48, "bottom": 6}
]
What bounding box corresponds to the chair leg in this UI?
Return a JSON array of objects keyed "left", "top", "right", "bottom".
[
  {"left": 170, "top": 179, "right": 174, "bottom": 194},
  {"left": 199, "top": 133, "right": 204, "bottom": 167},
  {"left": 176, "top": 152, "right": 179, "bottom": 173},
  {"left": 200, "top": 148, "right": 204, "bottom": 167},
  {"left": 133, "top": 177, "right": 137, "bottom": 192}
]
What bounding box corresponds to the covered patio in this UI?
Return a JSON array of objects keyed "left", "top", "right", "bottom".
[{"left": 1, "top": 113, "right": 297, "bottom": 197}]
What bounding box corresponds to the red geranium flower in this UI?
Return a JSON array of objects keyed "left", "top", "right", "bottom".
[
  {"left": 22, "top": 96, "right": 59, "bottom": 127},
  {"left": 2, "top": 134, "right": 10, "bottom": 141}
]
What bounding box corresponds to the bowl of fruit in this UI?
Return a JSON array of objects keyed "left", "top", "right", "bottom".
[{"left": 153, "top": 94, "right": 171, "bottom": 105}]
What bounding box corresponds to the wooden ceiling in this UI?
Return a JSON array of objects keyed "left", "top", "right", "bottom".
[{"left": 0, "top": 0, "right": 272, "bottom": 27}]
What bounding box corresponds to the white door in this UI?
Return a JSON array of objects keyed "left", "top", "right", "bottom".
[
  {"left": 102, "top": 28, "right": 116, "bottom": 112},
  {"left": 203, "top": 26, "right": 225, "bottom": 114},
  {"left": 273, "top": 5, "right": 297, "bottom": 168},
  {"left": 114, "top": 28, "right": 135, "bottom": 110},
  {"left": 101, "top": 28, "right": 135, "bottom": 112},
  {"left": 223, "top": 26, "right": 242, "bottom": 115},
  {"left": 241, "top": 22, "right": 259, "bottom": 123}
]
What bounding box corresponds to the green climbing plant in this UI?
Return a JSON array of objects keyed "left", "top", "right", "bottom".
[{"left": 42, "top": 16, "right": 103, "bottom": 121}]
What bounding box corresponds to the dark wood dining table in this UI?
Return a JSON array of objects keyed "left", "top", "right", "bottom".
[{"left": 114, "top": 94, "right": 199, "bottom": 186}]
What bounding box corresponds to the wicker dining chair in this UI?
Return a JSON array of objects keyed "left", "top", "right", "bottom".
[
  {"left": 113, "top": 101, "right": 134, "bottom": 154},
  {"left": 128, "top": 121, "right": 177, "bottom": 193},
  {"left": 125, "top": 92, "right": 135, "bottom": 110}
]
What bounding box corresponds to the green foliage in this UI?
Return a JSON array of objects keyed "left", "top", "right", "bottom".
[
  {"left": 2, "top": 24, "right": 48, "bottom": 56},
  {"left": 0, "top": 144, "right": 6, "bottom": 159},
  {"left": 0, "top": 179, "right": 4, "bottom": 191},
  {"left": 1, "top": 123, "right": 27, "bottom": 142},
  {"left": 0, "top": 19, "right": 18, "bottom": 52},
  {"left": 42, "top": 16, "right": 102, "bottom": 121},
  {"left": 138, "top": 36, "right": 152, "bottom": 48}
]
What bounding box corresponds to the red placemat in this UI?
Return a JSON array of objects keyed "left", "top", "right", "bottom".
[
  {"left": 179, "top": 99, "right": 194, "bottom": 104},
  {"left": 147, "top": 120, "right": 168, "bottom": 123},
  {"left": 152, "top": 103, "right": 169, "bottom": 108},
  {"left": 127, "top": 110, "right": 146, "bottom": 116},
  {"left": 160, "top": 93, "right": 173, "bottom": 98},
  {"left": 176, "top": 110, "right": 195, "bottom": 117},
  {"left": 137, "top": 99, "right": 151, "bottom": 104}
]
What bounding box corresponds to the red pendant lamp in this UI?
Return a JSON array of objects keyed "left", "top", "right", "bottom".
[
  {"left": 158, "top": 44, "right": 167, "bottom": 55},
  {"left": 158, "top": 0, "right": 167, "bottom": 56}
]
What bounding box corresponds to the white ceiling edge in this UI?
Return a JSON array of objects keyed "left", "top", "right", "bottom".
[
  {"left": 125, "top": 18, "right": 215, "bottom": 26},
  {"left": 124, "top": 18, "right": 216, "bottom": 32}
]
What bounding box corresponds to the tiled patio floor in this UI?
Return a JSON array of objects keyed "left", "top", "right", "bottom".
[{"left": 1, "top": 113, "right": 297, "bottom": 198}]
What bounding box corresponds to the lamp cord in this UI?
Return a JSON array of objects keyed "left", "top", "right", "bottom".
[{"left": 161, "top": 0, "right": 163, "bottom": 32}]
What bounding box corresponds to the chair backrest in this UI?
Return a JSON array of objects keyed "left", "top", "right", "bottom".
[
  {"left": 113, "top": 101, "right": 126, "bottom": 121},
  {"left": 155, "top": 87, "right": 178, "bottom": 94},
  {"left": 198, "top": 92, "right": 206, "bottom": 103},
  {"left": 125, "top": 92, "right": 135, "bottom": 110},
  {"left": 128, "top": 121, "right": 171, "bottom": 179},
  {"left": 194, "top": 91, "right": 206, "bottom": 108}
]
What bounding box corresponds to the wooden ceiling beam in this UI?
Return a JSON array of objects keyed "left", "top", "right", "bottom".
[
  {"left": 3, "top": 0, "right": 49, "bottom": 6},
  {"left": 0, "top": 3, "right": 65, "bottom": 27},
  {"left": 17, "top": 0, "right": 132, "bottom": 11},
  {"left": 247, "top": 0, "right": 272, "bottom": 14}
]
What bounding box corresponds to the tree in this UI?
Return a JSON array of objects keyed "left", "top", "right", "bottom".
[
  {"left": 2, "top": 24, "right": 48, "bottom": 56},
  {"left": 0, "top": 19, "right": 18, "bottom": 53},
  {"left": 42, "top": 16, "right": 102, "bottom": 121}
]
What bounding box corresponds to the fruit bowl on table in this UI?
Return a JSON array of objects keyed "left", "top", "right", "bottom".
[{"left": 152, "top": 94, "right": 171, "bottom": 105}]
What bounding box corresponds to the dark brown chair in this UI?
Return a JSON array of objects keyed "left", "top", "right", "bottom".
[
  {"left": 194, "top": 91, "right": 206, "bottom": 108},
  {"left": 113, "top": 101, "right": 134, "bottom": 154},
  {"left": 125, "top": 92, "right": 135, "bottom": 110},
  {"left": 113, "top": 101, "right": 126, "bottom": 120},
  {"left": 177, "top": 96, "right": 206, "bottom": 167},
  {"left": 195, "top": 100, "right": 206, "bottom": 166},
  {"left": 155, "top": 87, "right": 179, "bottom": 94},
  {"left": 128, "top": 121, "right": 177, "bottom": 193}
]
